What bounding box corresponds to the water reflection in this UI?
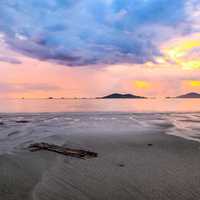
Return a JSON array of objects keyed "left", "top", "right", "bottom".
[{"left": 0, "top": 98, "right": 200, "bottom": 113}]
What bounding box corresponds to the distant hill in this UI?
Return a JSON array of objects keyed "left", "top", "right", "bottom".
[
  {"left": 176, "top": 92, "right": 200, "bottom": 98},
  {"left": 101, "top": 93, "right": 146, "bottom": 99}
]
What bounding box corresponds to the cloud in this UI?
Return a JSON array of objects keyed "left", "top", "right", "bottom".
[
  {"left": 0, "top": 82, "right": 61, "bottom": 92},
  {"left": 0, "top": 56, "right": 21, "bottom": 64},
  {"left": 160, "top": 33, "right": 200, "bottom": 69},
  {"left": 185, "top": 0, "right": 200, "bottom": 32},
  {"left": 0, "top": 0, "right": 195, "bottom": 66}
]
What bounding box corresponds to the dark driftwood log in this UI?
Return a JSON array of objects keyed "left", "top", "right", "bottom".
[
  {"left": 16, "top": 120, "right": 30, "bottom": 123},
  {"left": 28, "top": 142, "right": 98, "bottom": 159}
]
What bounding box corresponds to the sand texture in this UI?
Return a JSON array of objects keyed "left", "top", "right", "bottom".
[{"left": 0, "top": 113, "right": 200, "bottom": 200}]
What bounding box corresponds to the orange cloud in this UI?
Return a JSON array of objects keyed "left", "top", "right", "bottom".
[
  {"left": 184, "top": 80, "right": 200, "bottom": 87},
  {"left": 133, "top": 80, "right": 151, "bottom": 89},
  {"left": 160, "top": 33, "right": 200, "bottom": 70}
]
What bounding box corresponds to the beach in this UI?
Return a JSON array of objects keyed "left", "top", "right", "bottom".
[
  {"left": 1, "top": 112, "right": 200, "bottom": 200},
  {"left": 2, "top": 0, "right": 200, "bottom": 199}
]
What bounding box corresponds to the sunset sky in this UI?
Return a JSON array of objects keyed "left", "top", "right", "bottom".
[{"left": 1, "top": 0, "right": 200, "bottom": 98}]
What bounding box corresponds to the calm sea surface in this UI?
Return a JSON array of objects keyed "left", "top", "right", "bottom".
[
  {"left": 0, "top": 98, "right": 200, "bottom": 113},
  {"left": 1, "top": 99, "right": 200, "bottom": 152}
]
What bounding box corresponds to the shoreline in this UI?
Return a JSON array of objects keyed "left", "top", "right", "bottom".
[{"left": 1, "top": 112, "right": 200, "bottom": 144}]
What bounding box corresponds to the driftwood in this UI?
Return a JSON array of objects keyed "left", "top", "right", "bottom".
[
  {"left": 16, "top": 120, "right": 30, "bottom": 123},
  {"left": 28, "top": 142, "right": 98, "bottom": 159}
]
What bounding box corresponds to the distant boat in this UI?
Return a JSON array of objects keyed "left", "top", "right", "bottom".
[
  {"left": 48, "top": 97, "right": 54, "bottom": 99},
  {"left": 100, "top": 93, "right": 146, "bottom": 99},
  {"left": 175, "top": 92, "right": 200, "bottom": 98}
]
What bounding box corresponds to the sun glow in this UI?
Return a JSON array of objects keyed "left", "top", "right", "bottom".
[
  {"left": 161, "top": 34, "right": 200, "bottom": 69},
  {"left": 186, "top": 80, "right": 200, "bottom": 87},
  {"left": 133, "top": 81, "right": 151, "bottom": 89}
]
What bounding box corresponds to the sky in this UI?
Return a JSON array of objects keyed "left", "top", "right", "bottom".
[{"left": 0, "top": 0, "right": 200, "bottom": 98}]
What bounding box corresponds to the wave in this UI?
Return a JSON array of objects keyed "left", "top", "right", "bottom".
[{"left": 0, "top": 112, "right": 200, "bottom": 154}]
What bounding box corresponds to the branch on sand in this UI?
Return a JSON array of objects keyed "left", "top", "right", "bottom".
[{"left": 28, "top": 142, "right": 98, "bottom": 159}]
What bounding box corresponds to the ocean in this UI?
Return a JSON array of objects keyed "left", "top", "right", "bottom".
[
  {"left": 0, "top": 98, "right": 200, "bottom": 113},
  {"left": 1, "top": 98, "right": 200, "bottom": 155}
]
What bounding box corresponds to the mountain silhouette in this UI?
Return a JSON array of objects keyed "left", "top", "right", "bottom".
[
  {"left": 101, "top": 93, "right": 146, "bottom": 99},
  {"left": 176, "top": 92, "right": 200, "bottom": 98}
]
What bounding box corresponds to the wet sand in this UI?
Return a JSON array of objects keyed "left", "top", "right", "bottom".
[{"left": 1, "top": 131, "right": 200, "bottom": 200}]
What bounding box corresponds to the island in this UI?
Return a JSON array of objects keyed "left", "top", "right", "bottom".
[
  {"left": 176, "top": 92, "right": 200, "bottom": 98},
  {"left": 99, "top": 93, "right": 146, "bottom": 99},
  {"left": 166, "top": 92, "right": 200, "bottom": 99}
]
